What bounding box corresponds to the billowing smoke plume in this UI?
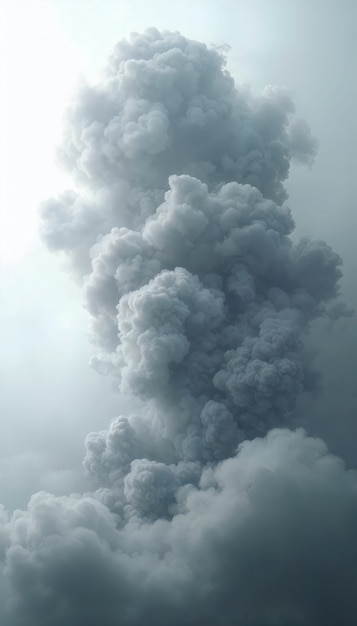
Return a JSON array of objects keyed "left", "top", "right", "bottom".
[
  {"left": 40, "top": 28, "right": 340, "bottom": 457},
  {"left": 1, "top": 29, "right": 356, "bottom": 625}
]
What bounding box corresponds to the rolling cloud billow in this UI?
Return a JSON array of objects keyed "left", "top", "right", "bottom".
[{"left": 1, "top": 29, "right": 356, "bottom": 625}]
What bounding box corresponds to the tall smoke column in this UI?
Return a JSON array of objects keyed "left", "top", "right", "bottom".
[
  {"left": 0, "top": 29, "right": 356, "bottom": 626},
  {"left": 41, "top": 29, "right": 340, "bottom": 451}
]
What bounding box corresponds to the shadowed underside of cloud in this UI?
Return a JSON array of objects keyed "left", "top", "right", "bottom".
[
  {"left": 1, "top": 28, "right": 355, "bottom": 625},
  {"left": 1, "top": 429, "right": 357, "bottom": 626}
]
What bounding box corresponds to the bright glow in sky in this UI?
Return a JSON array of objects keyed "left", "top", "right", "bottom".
[
  {"left": 0, "top": 0, "right": 79, "bottom": 265},
  {"left": 0, "top": 0, "right": 271, "bottom": 266}
]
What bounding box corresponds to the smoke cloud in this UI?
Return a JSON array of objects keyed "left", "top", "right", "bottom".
[{"left": 1, "top": 28, "right": 356, "bottom": 625}]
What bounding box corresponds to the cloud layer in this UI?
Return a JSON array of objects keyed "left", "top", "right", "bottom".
[
  {"left": 1, "top": 29, "right": 354, "bottom": 625},
  {"left": 2, "top": 429, "right": 357, "bottom": 626}
]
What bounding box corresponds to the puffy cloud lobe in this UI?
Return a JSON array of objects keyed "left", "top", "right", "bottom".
[
  {"left": 143, "top": 175, "right": 295, "bottom": 268},
  {"left": 182, "top": 400, "right": 243, "bottom": 462},
  {"left": 83, "top": 414, "right": 177, "bottom": 486},
  {"left": 117, "top": 267, "right": 225, "bottom": 398},
  {"left": 292, "top": 238, "right": 342, "bottom": 301},
  {"left": 1, "top": 430, "right": 357, "bottom": 625},
  {"left": 84, "top": 227, "right": 162, "bottom": 350},
  {"left": 123, "top": 458, "right": 200, "bottom": 520},
  {"left": 40, "top": 29, "right": 316, "bottom": 263},
  {"left": 83, "top": 417, "right": 140, "bottom": 484},
  {"left": 214, "top": 317, "right": 304, "bottom": 434}
]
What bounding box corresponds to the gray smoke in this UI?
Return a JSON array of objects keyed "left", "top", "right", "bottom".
[{"left": 1, "top": 28, "right": 355, "bottom": 626}]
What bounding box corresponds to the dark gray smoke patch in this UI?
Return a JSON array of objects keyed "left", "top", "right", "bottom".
[{"left": 1, "top": 27, "right": 352, "bottom": 626}]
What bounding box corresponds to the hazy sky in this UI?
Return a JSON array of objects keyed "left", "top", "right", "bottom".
[{"left": 0, "top": 2, "right": 356, "bottom": 624}]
